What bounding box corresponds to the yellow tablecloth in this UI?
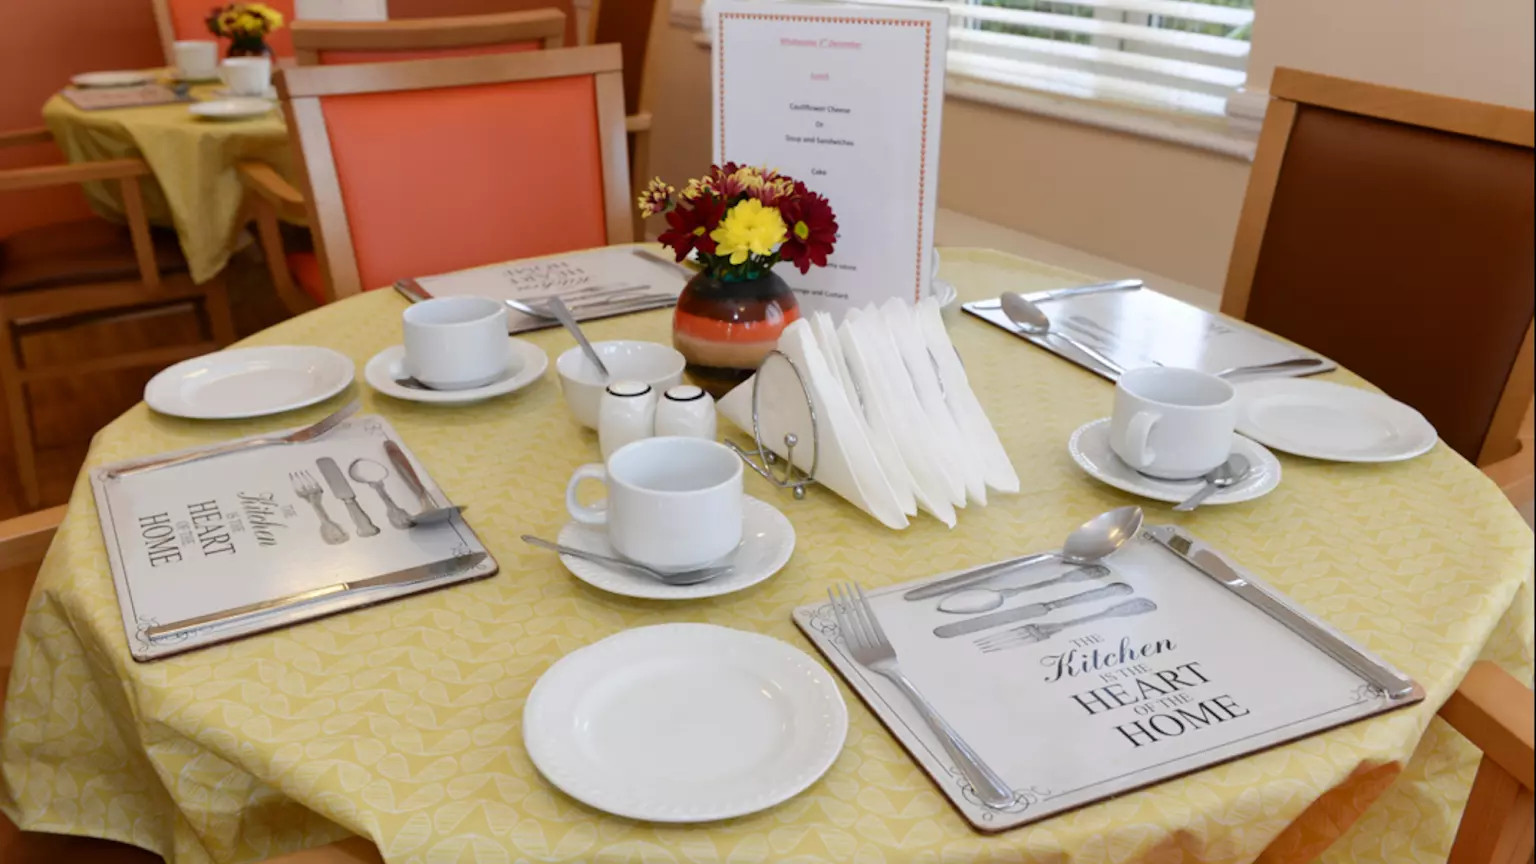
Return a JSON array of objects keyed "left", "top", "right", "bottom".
[
  {"left": 42, "top": 82, "right": 294, "bottom": 284},
  {"left": 3, "top": 248, "right": 1531, "bottom": 864}
]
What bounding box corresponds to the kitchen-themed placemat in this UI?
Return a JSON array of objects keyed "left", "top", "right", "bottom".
[
  {"left": 963, "top": 288, "right": 1337, "bottom": 381},
  {"left": 792, "top": 527, "right": 1422, "bottom": 832},
  {"left": 61, "top": 84, "right": 192, "bottom": 111},
  {"left": 90, "top": 415, "right": 497, "bottom": 661}
]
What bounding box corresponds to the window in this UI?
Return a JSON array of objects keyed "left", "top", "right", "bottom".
[{"left": 839, "top": 0, "right": 1256, "bottom": 118}]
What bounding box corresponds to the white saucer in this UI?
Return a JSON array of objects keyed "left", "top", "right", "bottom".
[
  {"left": 363, "top": 341, "right": 547, "bottom": 403},
  {"left": 189, "top": 98, "right": 273, "bottom": 120},
  {"left": 1235, "top": 379, "right": 1437, "bottom": 463},
  {"left": 71, "top": 71, "right": 153, "bottom": 88},
  {"left": 1068, "top": 417, "right": 1282, "bottom": 506},
  {"left": 555, "top": 495, "right": 794, "bottom": 599},
  {"left": 205, "top": 86, "right": 279, "bottom": 100},
  {"left": 523, "top": 623, "right": 846, "bottom": 822},
  {"left": 144, "top": 346, "right": 354, "bottom": 419}
]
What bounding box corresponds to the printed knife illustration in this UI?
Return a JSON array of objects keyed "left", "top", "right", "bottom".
[
  {"left": 934, "top": 582, "right": 1134, "bottom": 638},
  {"left": 977, "top": 598, "right": 1158, "bottom": 653},
  {"left": 317, "top": 457, "right": 380, "bottom": 537}
]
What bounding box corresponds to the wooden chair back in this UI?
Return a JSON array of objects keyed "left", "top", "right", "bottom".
[
  {"left": 1222, "top": 68, "right": 1536, "bottom": 466},
  {"left": 277, "top": 45, "right": 632, "bottom": 301},
  {"left": 589, "top": 0, "right": 657, "bottom": 115},
  {"left": 388, "top": 0, "right": 577, "bottom": 48},
  {"left": 1439, "top": 661, "right": 1535, "bottom": 864},
  {"left": 153, "top": 0, "right": 298, "bottom": 63},
  {"left": 291, "top": 9, "right": 565, "bottom": 66}
]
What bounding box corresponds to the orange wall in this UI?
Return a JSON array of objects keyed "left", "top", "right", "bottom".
[{"left": 0, "top": 0, "right": 165, "bottom": 236}]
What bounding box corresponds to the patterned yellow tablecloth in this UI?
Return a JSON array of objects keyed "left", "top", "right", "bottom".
[
  {"left": 43, "top": 79, "right": 294, "bottom": 284},
  {"left": 2, "top": 248, "right": 1531, "bottom": 864}
]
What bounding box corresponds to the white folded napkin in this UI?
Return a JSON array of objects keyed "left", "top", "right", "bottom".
[
  {"left": 813, "top": 312, "right": 917, "bottom": 517},
  {"left": 915, "top": 297, "right": 1020, "bottom": 494}
]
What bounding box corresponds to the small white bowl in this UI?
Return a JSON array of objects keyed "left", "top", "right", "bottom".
[{"left": 558, "top": 340, "right": 686, "bottom": 429}]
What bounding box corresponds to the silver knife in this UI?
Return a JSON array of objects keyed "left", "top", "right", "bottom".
[
  {"left": 903, "top": 552, "right": 1058, "bottom": 600},
  {"left": 1146, "top": 526, "right": 1416, "bottom": 699},
  {"left": 318, "top": 457, "right": 379, "bottom": 538},
  {"left": 145, "top": 552, "right": 488, "bottom": 640},
  {"left": 385, "top": 440, "right": 433, "bottom": 511},
  {"left": 935, "top": 582, "right": 1133, "bottom": 638}
]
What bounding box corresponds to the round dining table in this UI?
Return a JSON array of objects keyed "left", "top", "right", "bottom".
[
  {"left": 43, "top": 79, "right": 296, "bottom": 285},
  {"left": 1, "top": 248, "right": 1531, "bottom": 864}
]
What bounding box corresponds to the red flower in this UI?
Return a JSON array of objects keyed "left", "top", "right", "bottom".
[
  {"left": 657, "top": 192, "right": 726, "bottom": 261},
  {"left": 777, "top": 189, "right": 838, "bottom": 274}
]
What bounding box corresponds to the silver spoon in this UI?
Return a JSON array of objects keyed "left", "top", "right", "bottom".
[
  {"left": 1215, "top": 357, "right": 1326, "bottom": 378},
  {"left": 938, "top": 565, "right": 1112, "bottom": 614},
  {"left": 506, "top": 297, "right": 610, "bottom": 379},
  {"left": 1173, "top": 454, "right": 1251, "bottom": 512},
  {"left": 1000, "top": 292, "right": 1127, "bottom": 375},
  {"left": 521, "top": 535, "right": 731, "bottom": 586}
]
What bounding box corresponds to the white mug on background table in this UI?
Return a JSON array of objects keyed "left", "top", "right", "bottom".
[
  {"left": 173, "top": 41, "right": 219, "bottom": 81},
  {"left": 566, "top": 437, "right": 744, "bottom": 573},
  {"left": 402, "top": 296, "right": 510, "bottom": 390},
  {"left": 219, "top": 56, "right": 271, "bottom": 97},
  {"left": 1110, "top": 366, "right": 1236, "bottom": 480},
  {"left": 598, "top": 381, "right": 658, "bottom": 459}
]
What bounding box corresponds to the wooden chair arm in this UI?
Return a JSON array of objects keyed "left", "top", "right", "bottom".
[
  {"left": 0, "top": 506, "right": 66, "bottom": 573},
  {"left": 238, "top": 161, "right": 306, "bottom": 209},
  {"left": 625, "top": 112, "right": 652, "bottom": 134},
  {"left": 1440, "top": 661, "right": 1536, "bottom": 791},
  {"left": 261, "top": 836, "right": 384, "bottom": 863},
  {"left": 0, "top": 158, "right": 148, "bottom": 193},
  {"left": 0, "top": 127, "right": 54, "bottom": 150}
]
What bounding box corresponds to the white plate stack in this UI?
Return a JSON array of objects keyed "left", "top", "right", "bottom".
[{"left": 720, "top": 298, "right": 1018, "bottom": 529}]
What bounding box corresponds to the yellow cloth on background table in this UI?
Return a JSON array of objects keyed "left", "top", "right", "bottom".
[
  {"left": 42, "top": 81, "right": 295, "bottom": 284},
  {"left": 2, "top": 248, "right": 1531, "bottom": 864}
]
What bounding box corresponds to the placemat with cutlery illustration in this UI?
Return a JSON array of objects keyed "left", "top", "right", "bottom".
[
  {"left": 793, "top": 528, "right": 1423, "bottom": 833},
  {"left": 962, "top": 287, "right": 1337, "bottom": 381},
  {"left": 90, "top": 415, "right": 497, "bottom": 661},
  {"left": 407, "top": 245, "right": 691, "bottom": 333}
]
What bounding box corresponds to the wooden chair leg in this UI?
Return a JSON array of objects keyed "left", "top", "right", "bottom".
[
  {"left": 251, "top": 197, "right": 313, "bottom": 317},
  {"left": 202, "top": 272, "right": 238, "bottom": 347},
  {"left": 0, "top": 316, "right": 40, "bottom": 510},
  {"left": 1448, "top": 758, "right": 1535, "bottom": 864}
]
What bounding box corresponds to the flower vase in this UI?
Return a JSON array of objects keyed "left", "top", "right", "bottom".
[
  {"left": 227, "top": 38, "right": 271, "bottom": 58},
  {"left": 672, "top": 269, "right": 801, "bottom": 397}
]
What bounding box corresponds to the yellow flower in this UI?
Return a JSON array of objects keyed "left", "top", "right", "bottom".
[
  {"left": 249, "top": 3, "right": 284, "bottom": 29},
  {"left": 636, "top": 177, "right": 675, "bottom": 217},
  {"left": 710, "top": 199, "right": 786, "bottom": 265},
  {"left": 681, "top": 176, "right": 714, "bottom": 200}
]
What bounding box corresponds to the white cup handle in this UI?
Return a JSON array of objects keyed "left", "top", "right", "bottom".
[
  {"left": 1121, "top": 411, "right": 1160, "bottom": 468},
  {"left": 565, "top": 463, "right": 609, "bottom": 525}
]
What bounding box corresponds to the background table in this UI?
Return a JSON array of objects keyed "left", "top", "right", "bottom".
[
  {"left": 2, "top": 248, "right": 1531, "bottom": 864},
  {"left": 43, "top": 81, "right": 295, "bottom": 284}
]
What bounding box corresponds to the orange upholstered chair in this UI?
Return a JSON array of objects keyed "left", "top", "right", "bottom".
[
  {"left": 271, "top": 45, "right": 631, "bottom": 304},
  {"left": 153, "top": 0, "right": 297, "bottom": 62}
]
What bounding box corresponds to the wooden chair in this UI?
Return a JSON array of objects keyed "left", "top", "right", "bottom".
[
  {"left": 1222, "top": 68, "right": 1535, "bottom": 477},
  {"left": 1439, "top": 661, "right": 1535, "bottom": 864},
  {"left": 0, "top": 131, "right": 236, "bottom": 509},
  {"left": 264, "top": 45, "right": 631, "bottom": 304},
  {"left": 388, "top": 0, "right": 577, "bottom": 47},
  {"left": 589, "top": 0, "right": 658, "bottom": 240},
  {"left": 290, "top": 9, "right": 565, "bottom": 65},
  {"left": 153, "top": 0, "right": 298, "bottom": 62}
]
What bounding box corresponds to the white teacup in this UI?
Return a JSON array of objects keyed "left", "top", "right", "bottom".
[
  {"left": 402, "top": 296, "right": 510, "bottom": 390},
  {"left": 174, "top": 40, "right": 218, "bottom": 81},
  {"left": 219, "top": 56, "right": 271, "bottom": 97},
  {"left": 566, "top": 437, "right": 743, "bottom": 573},
  {"left": 1110, "top": 366, "right": 1236, "bottom": 480}
]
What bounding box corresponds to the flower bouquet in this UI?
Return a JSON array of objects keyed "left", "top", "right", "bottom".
[
  {"left": 638, "top": 164, "right": 839, "bottom": 393},
  {"left": 206, "top": 3, "right": 285, "bottom": 57}
]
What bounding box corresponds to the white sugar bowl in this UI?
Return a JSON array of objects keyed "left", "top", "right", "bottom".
[{"left": 655, "top": 384, "right": 717, "bottom": 440}]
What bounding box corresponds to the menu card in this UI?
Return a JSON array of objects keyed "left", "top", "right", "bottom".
[
  {"left": 712, "top": 1, "right": 947, "bottom": 316},
  {"left": 794, "top": 529, "right": 1420, "bottom": 832},
  {"left": 90, "top": 416, "right": 497, "bottom": 661}
]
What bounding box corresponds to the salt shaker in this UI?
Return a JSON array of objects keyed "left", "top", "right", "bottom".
[
  {"left": 655, "top": 384, "right": 717, "bottom": 440},
  {"left": 598, "top": 380, "right": 657, "bottom": 459}
]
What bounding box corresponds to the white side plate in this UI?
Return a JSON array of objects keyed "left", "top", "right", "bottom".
[
  {"left": 1069, "top": 417, "right": 1282, "bottom": 506},
  {"left": 364, "top": 340, "right": 547, "bottom": 404},
  {"left": 144, "top": 346, "right": 355, "bottom": 420},
  {"left": 524, "top": 623, "right": 847, "bottom": 822},
  {"left": 189, "top": 98, "right": 273, "bottom": 120},
  {"left": 71, "top": 71, "right": 154, "bottom": 88},
  {"left": 1235, "top": 379, "right": 1437, "bottom": 462}
]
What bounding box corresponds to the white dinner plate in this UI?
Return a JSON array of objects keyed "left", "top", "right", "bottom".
[
  {"left": 71, "top": 71, "right": 154, "bottom": 88},
  {"left": 189, "top": 98, "right": 273, "bottom": 120},
  {"left": 145, "top": 346, "right": 354, "bottom": 420},
  {"left": 364, "top": 341, "right": 547, "bottom": 404},
  {"left": 1069, "top": 417, "right": 1282, "bottom": 506},
  {"left": 523, "top": 623, "right": 847, "bottom": 822},
  {"left": 554, "top": 495, "right": 794, "bottom": 600},
  {"left": 1235, "top": 379, "right": 1437, "bottom": 463}
]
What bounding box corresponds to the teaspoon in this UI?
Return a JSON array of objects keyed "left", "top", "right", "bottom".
[
  {"left": 521, "top": 535, "right": 731, "bottom": 586},
  {"left": 1000, "top": 292, "right": 1127, "bottom": 375}
]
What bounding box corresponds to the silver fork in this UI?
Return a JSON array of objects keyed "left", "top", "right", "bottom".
[
  {"left": 291, "top": 470, "right": 348, "bottom": 545},
  {"left": 107, "top": 400, "right": 360, "bottom": 478},
  {"left": 828, "top": 582, "right": 1016, "bottom": 809}
]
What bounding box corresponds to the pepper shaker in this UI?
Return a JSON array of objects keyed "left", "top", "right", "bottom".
[
  {"left": 655, "top": 384, "right": 717, "bottom": 440},
  {"left": 599, "top": 380, "right": 657, "bottom": 459}
]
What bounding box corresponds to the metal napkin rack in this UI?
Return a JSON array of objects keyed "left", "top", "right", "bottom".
[{"left": 725, "top": 350, "right": 820, "bottom": 499}]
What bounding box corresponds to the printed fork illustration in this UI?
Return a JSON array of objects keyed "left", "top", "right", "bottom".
[{"left": 291, "top": 470, "right": 348, "bottom": 545}]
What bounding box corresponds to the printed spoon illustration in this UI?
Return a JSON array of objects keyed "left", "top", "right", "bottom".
[
  {"left": 937, "top": 565, "right": 1111, "bottom": 614},
  {"left": 348, "top": 458, "right": 413, "bottom": 529}
]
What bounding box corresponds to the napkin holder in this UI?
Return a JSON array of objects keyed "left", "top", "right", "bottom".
[{"left": 724, "top": 350, "right": 819, "bottom": 499}]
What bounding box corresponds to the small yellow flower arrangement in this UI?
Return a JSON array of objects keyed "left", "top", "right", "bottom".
[{"left": 206, "top": 3, "right": 285, "bottom": 56}]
